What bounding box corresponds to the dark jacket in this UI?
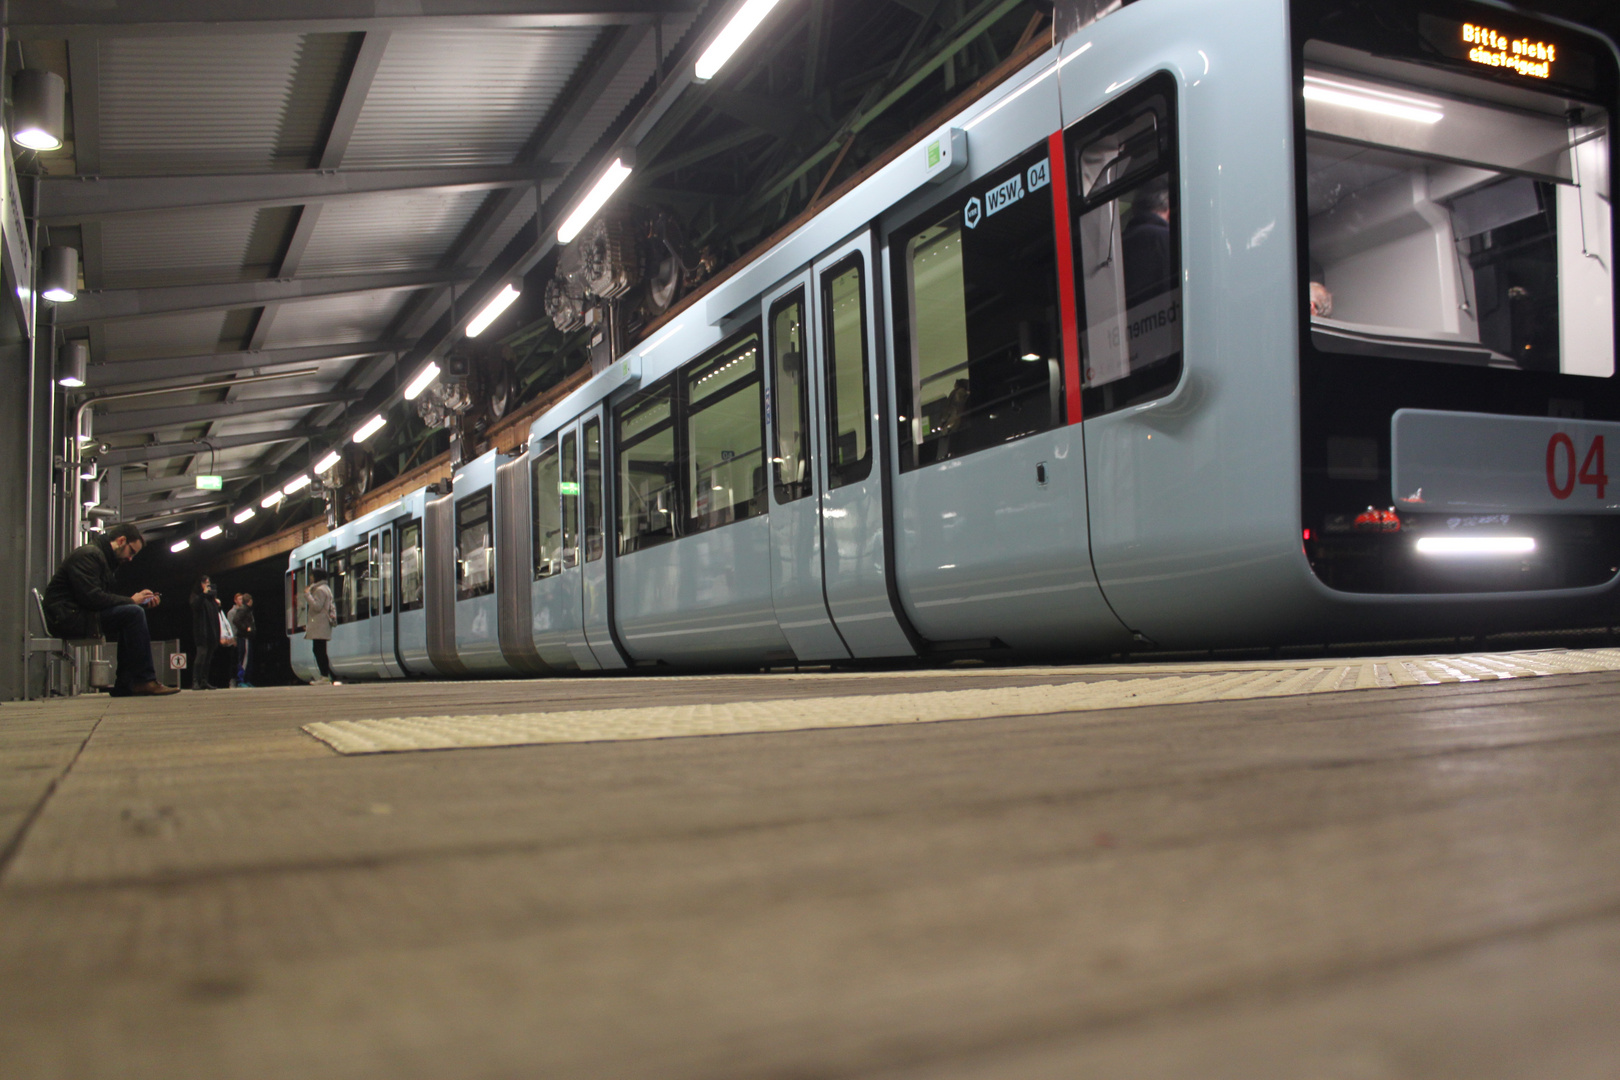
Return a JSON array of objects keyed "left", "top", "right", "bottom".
[
  {"left": 1122, "top": 210, "right": 1173, "bottom": 310},
  {"left": 192, "top": 590, "right": 224, "bottom": 645},
  {"left": 228, "top": 603, "right": 254, "bottom": 640},
  {"left": 42, "top": 535, "right": 132, "bottom": 638}
]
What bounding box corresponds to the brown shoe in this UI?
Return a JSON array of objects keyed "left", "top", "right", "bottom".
[{"left": 129, "top": 680, "right": 181, "bottom": 697}]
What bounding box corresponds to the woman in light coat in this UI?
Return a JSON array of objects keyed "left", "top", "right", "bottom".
[{"left": 304, "top": 568, "right": 337, "bottom": 684}]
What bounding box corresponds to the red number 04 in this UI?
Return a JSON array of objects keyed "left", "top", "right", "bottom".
[{"left": 1546, "top": 432, "right": 1607, "bottom": 500}]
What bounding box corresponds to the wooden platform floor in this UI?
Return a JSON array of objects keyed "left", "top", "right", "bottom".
[{"left": 3, "top": 662, "right": 1620, "bottom": 1078}]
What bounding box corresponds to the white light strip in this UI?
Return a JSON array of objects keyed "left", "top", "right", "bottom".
[
  {"left": 556, "top": 159, "right": 633, "bottom": 243},
  {"left": 352, "top": 414, "right": 387, "bottom": 442},
  {"left": 404, "top": 361, "right": 441, "bottom": 400},
  {"left": 170, "top": 539, "right": 190, "bottom": 553},
  {"left": 58, "top": 374, "right": 84, "bottom": 387},
  {"left": 1415, "top": 536, "right": 1536, "bottom": 556},
  {"left": 233, "top": 507, "right": 255, "bottom": 524},
  {"left": 260, "top": 490, "right": 285, "bottom": 508},
  {"left": 694, "top": 0, "right": 785, "bottom": 81},
  {"left": 199, "top": 525, "right": 223, "bottom": 540},
  {"left": 282, "top": 474, "right": 313, "bottom": 495},
  {"left": 465, "top": 284, "right": 521, "bottom": 338},
  {"left": 314, "top": 450, "right": 341, "bottom": 474},
  {"left": 1303, "top": 76, "right": 1444, "bottom": 124}
]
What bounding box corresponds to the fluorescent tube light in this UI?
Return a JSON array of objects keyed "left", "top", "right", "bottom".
[
  {"left": 557, "top": 159, "right": 633, "bottom": 243},
  {"left": 465, "top": 284, "right": 521, "bottom": 338},
  {"left": 199, "top": 525, "right": 223, "bottom": 540},
  {"left": 282, "top": 474, "right": 312, "bottom": 495},
  {"left": 233, "top": 507, "right": 255, "bottom": 524},
  {"left": 1303, "top": 76, "right": 1443, "bottom": 124},
  {"left": 352, "top": 414, "right": 387, "bottom": 442},
  {"left": 1415, "top": 536, "right": 1536, "bottom": 556},
  {"left": 404, "top": 361, "right": 441, "bottom": 400},
  {"left": 260, "top": 490, "right": 285, "bottom": 509},
  {"left": 170, "top": 539, "right": 190, "bottom": 553},
  {"left": 314, "top": 451, "right": 341, "bottom": 474},
  {"left": 695, "top": 0, "right": 786, "bottom": 81}
]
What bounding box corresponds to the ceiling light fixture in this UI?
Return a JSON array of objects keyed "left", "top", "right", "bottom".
[
  {"left": 40, "top": 246, "right": 80, "bottom": 302},
  {"left": 11, "top": 69, "right": 65, "bottom": 151},
  {"left": 170, "top": 539, "right": 190, "bottom": 553},
  {"left": 314, "top": 450, "right": 342, "bottom": 474},
  {"left": 694, "top": 0, "right": 786, "bottom": 81},
  {"left": 260, "top": 490, "right": 285, "bottom": 509},
  {"left": 233, "top": 507, "right": 255, "bottom": 524},
  {"left": 556, "top": 157, "right": 633, "bottom": 243},
  {"left": 465, "top": 284, "right": 521, "bottom": 337},
  {"left": 352, "top": 414, "right": 387, "bottom": 443},
  {"left": 58, "top": 339, "right": 88, "bottom": 387},
  {"left": 1303, "top": 75, "right": 1444, "bottom": 124},
  {"left": 81, "top": 478, "right": 100, "bottom": 507},
  {"left": 199, "top": 525, "right": 223, "bottom": 540},
  {"left": 404, "top": 361, "right": 441, "bottom": 400},
  {"left": 282, "top": 475, "right": 313, "bottom": 495}
]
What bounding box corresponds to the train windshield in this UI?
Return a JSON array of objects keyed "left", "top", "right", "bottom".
[{"left": 1302, "top": 38, "right": 1613, "bottom": 376}]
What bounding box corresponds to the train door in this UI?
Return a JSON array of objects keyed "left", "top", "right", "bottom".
[
  {"left": 810, "top": 230, "right": 917, "bottom": 657},
  {"left": 579, "top": 408, "right": 626, "bottom": 668},
  {"left": 370, "top": 524, "right": 404, "bottom": 678},
  {"left": 763, "top": 274, "right": 850, "bottom": 661}
]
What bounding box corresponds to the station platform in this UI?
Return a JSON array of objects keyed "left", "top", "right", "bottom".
[{"left": 4, "top": 650, "right": 1620, "bottom": 1078}]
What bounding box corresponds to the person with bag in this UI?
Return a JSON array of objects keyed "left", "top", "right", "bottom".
[
  {"left": 189, "top": 575, "right": 226, "bottom": 690},
  {"left": 228, "top": 592, "right": 255, "bottom": 687},
  {"left": 304, "top": 569, "right": 338, "bottom": 685}
]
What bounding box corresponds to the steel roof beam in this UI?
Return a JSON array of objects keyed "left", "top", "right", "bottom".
[
  {"left": 8, "top": 1, "right": 701, "bottom": 37},
  {"left": 95, "top": 429, "right": 323, "bottom": 468},
  {"left": 94, "top": 393, "right": 361, "bottom": 436},
  {"left": 56, "top": 270, "right": 469, "bottom": 326},
  {"left": 37, "top": 164, "right": 562, "bottom": 226},
  {"left": 87, "top": 341, "right": 402, "bottom": 388}
]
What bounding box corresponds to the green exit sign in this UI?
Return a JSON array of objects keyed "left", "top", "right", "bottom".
[{"left": 195, "top": 475, "right": 223, "bottom": 491}]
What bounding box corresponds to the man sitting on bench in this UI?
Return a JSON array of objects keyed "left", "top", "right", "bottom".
[{"left": 42, "top": 522, "right": 180, "bottom": 697}]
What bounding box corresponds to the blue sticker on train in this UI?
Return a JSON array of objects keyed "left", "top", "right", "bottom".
[
  {"left": 963, "top": 195, "right": 983, "bottom": 228},
  {"left": 985, "top": 174, "right": 1025, "bottom": 218}
]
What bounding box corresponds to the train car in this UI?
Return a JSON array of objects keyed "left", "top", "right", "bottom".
[{"left": 290, "top": 0, "right": 1618, "bottom": 680}]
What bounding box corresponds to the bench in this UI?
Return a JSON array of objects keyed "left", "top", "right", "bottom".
[{"left": 31, "top": 588, "right": 111, "bottom": 692}]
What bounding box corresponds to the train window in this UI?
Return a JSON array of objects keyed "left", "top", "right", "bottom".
[
  {"left": 399, "top": 520, "right": 424, "bottom": 612},
  {"left": 616, "top": 377, "right": 678, "bottom": 554},
  {"left": 1300, "top": 44, "right": 1612, "bottom": 376},
  {"left": 532, "top": 448, "right": 562, "bottom": 578},
  {"left": 455, "top": 490, "right": 495, "bottom": 601},
  {"left": 1066, "top": 76, "right": 1182, "bottom": 417},
  {"left": 892, "top": 141, "right": 1065, "bottom": 470},
  {"left": 381, "top": 529, "right": 393, "bottom": 615},
  {"left": 769, "top": 290, "right": 812, "bottom": 503},
  {"left": 368, "top": 535, "right": 381, "bottom": 617},
  {"left": 822, "top": 257, "right": 872, "bottom": 488},
  {"left": 584, "top": 419, "right": 604, "bottom": 562},
  {"left": 350, "top": 542, "right": 371, "bottom": 621},
  {"left": 329, "top": 551, "right": 348, "bottom": 625},
  {"left": 288, "top": 566, "right": 305, "bottom": 633},
  {"left": 560, "top": 431, "right": 579, "bottom": 568},
  {"left": 686, "top": 331, "right": 766, "bottom": 533}
]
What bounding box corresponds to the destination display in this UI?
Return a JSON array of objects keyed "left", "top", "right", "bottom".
[
  {"left": 1418, "top": 13, "right": 1598, "bottom": 93},
  {"left": 1391, "top": 409, "right": 1620, "bottom": 514}
]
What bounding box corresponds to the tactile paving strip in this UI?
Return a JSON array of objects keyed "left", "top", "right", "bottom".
[{"left": 302, "top": 649, "right": 1620, "bottom": 755}]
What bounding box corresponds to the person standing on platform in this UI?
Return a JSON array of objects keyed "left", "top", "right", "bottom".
[
  {"left": 304, "top": 569, "right": 337, "bottom": 685},
  {"left": 228, "top": 592, "right": 255, "bottom": 687},
  {"left": 41, "top": 522, "right": 180, "bottom": 697},
  {"left": 189, "top": 576, "right": 225, "bottom": 690}
]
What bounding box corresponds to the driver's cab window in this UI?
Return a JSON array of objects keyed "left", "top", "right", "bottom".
[{"left": 1303, "top": 40, "right": 1613, "bottom": 376}]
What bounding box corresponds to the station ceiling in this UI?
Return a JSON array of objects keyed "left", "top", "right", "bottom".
[{"left": 8, "top": 0, "right": 1052, "bottom": 547}]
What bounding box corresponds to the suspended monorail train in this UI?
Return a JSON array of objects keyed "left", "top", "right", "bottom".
[{"left": 288, "top": 0, "right": 1620, "bottom": 681}]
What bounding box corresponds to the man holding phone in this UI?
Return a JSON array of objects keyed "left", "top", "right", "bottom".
[{"left": 41, "top": 522, "right": 180, "bottom": 697}]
